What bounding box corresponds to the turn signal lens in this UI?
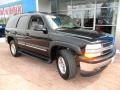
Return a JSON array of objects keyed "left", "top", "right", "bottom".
[{"left": 85, "top": 52, "right": 101, "bottom": 58}]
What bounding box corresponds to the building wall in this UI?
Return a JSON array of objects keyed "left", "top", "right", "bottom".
[
  {"left": 0, "top": 0, "right": 36, "bottom": 15},
  {"left": 0, "top": 0, "right": 20, "bottom": 5},
  {"left": 116, "top": 2, "right": 120, "bottom": 49},
  {"left": 0, "top": 0, "right": 36, "bottom": 24},
  {"left": 0, "top": 0, "right": 22, "bottom": 16},
  {"left": 21, "top": 0, "right": 36, "bottom": 13},
  {"left": 38, "top": 0, "right": 51, "bottom": 12}
]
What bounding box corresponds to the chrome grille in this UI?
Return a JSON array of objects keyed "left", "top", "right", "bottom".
[
  {"left": 102, "top": 41, "right": 113, "bottom": 55},
  {"left": 103, "top": 41, "right": 113, "bottom": 47}
]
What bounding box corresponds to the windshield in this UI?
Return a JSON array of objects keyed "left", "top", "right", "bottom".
[{"left": 45, "top": 15, "right": 80, "bottom": 30}]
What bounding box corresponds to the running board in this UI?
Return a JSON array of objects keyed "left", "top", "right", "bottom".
[{"left": 18, "top": 50, "right": 52, "bottom": 64}]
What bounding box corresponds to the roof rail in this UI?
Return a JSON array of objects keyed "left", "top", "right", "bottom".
[
  {"left": 13, "top": 11, "right": 34, "bottom": 15},
  {"left": 25, "top": 11, "right": 52, "bottom": 14},
  {"left": 12, "top": 11, "right": 56, "bottom": 16}
]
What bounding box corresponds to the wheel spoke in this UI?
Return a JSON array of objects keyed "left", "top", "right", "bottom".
[
  {"left": 11, "top": 44, "right": 16, "bottom": 55},
  {"left": 58, "top": 57, "right": 66, "bottom": 74}
]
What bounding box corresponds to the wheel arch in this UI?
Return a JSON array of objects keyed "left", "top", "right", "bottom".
[
  {"left": 7, "top": 36, "right": 14, "bottom": 44},
  {"left": 49, "top": 41, "right": 81, "bottom": 62}
]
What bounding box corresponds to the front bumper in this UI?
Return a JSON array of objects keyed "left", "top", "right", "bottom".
[
  {"left": 78, "top": 49, "right": 116, "bottom": 76},
  {"left": 80, "top": 59, "right": 111, "bottom": 76}
]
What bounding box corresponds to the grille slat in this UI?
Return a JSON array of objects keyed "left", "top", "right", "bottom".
[
  {"left": 103, "top": 41, "right": 113, "bottom": 47},
  {"left": 102, "top": 41, "right": 113, "bottom": 55}
]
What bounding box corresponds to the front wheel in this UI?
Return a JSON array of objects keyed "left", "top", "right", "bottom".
[{"left": 56, "top": 49, "right": 77, "bottom": 80}]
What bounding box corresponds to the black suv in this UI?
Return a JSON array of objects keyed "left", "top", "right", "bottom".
[{"left": 5, "top": 13, "right": 116, "bottom": 80}]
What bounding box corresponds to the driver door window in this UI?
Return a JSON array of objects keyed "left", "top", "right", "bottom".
[{"left": 29, "top": 16, "right": 44, "bottom": 30}]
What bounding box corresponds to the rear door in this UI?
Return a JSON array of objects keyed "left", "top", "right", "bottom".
[{"left": 16, "top": 15, "right": 30, "bottom": 49}]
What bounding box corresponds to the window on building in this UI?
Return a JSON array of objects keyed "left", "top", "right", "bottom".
[
  {"left": 95, "top": 0, "right": 119, "bottom": 34},
  {"left": 59, "top": 0, "right": 95, "bottom": 30},
  {"left": 56, "top": 0, "right": 119, "bottom": 35},
  {"left": 59, "top": 0, "right": 71, "bottom": 11}
]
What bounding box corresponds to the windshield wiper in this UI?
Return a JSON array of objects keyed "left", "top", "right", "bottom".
[
  {"left": 56, "top": 26, "right": 70, "bottom": 29},
  {"left": 70, "top": 26, "right": 80, "bottom": 29},
  {"left": 56, "top": 26, "right": 80, "bottom": 30}
]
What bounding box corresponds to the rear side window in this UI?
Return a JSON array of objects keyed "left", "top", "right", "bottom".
[
  {"left": 6, "top": 15, "right": 20, "bottom": 28},
  {"left": 17, "top": 15, "right": 29, "bottom": 29}
]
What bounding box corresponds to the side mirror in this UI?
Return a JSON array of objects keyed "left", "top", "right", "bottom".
[{"left": 34, "top": 24, "right": 47, "bottom": 32}]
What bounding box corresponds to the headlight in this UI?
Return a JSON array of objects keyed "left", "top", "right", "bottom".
[{"left": 85, "top": 44, "right": 102, "bottom": 58}]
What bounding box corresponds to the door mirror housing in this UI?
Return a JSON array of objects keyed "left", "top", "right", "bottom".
[{"left": 34, "top": 24, "right": 47, "bottom": 32}]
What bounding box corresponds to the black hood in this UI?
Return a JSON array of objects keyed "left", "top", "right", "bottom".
[
  {"left": 50, "top": 28, "right": 114, "bottom": 47},
  {"left": 58, "top": 29, "right": 105, "bottom": 41}
]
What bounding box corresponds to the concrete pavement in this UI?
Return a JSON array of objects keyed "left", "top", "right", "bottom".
[
  {"left": 0, "top": 37, "right": 5, "bottom": 43},
  {"left": 0, "top": 39, "right": 120, "bottom": 90}
]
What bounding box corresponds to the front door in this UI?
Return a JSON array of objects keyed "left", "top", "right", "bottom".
[{"left": 25, "top": 15, "right": 49, "bottom": 57}]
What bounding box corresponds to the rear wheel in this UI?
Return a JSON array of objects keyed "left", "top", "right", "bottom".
[
  {"left": 56, "top": 49, "right": 77, "bottom": 80},
  {"left": 9, "top": 40, "right": 21, "bottom": 57}
]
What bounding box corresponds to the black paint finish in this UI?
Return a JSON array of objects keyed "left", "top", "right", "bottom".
[{"left": 5, "top": 13, "right": 115, "bottom": 63}]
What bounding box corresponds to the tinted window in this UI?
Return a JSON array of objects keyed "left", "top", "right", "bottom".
[
  {"left": 29, "top": 16, "right": 44, "bottom": 30},
  {"left": 6, "top": 15, "right": 20, "bottom": 28},
  {"left": 17, "top": 15, "right": 29, "bottom": 29}
]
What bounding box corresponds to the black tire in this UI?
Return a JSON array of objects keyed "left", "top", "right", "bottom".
[
  {"left": 9, "top": 40, "right": 21, "bottom": 57},
  {"left": 56, "top": 49, "right": 77, "bottom": 80}
]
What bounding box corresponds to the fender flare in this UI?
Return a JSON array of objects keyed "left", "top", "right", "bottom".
[
  {"left": 49, "top": 41, "right": 81, "bottom": 55},
  {"left": 7, "top": 35, "right": 18, "bottom": 44}
]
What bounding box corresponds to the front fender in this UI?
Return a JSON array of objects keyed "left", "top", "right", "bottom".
[{"left": 49, "top": 41, "right": 81, "bottom": 55}]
